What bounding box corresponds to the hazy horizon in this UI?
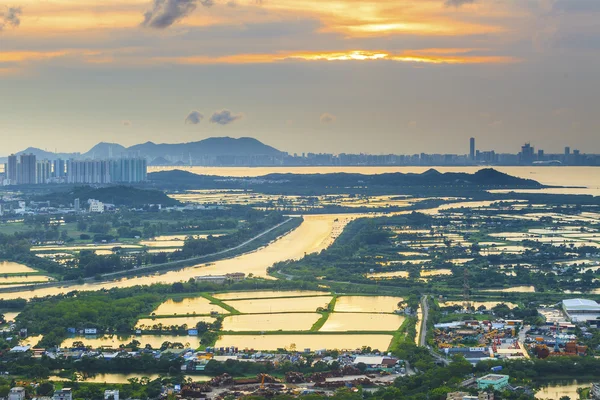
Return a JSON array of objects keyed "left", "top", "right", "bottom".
[
  {"left": 1, "top": 135, "right": 598, "bottom": 159},
  {"left": 1, "top": 0, "right": 600, "bottom": 155}
]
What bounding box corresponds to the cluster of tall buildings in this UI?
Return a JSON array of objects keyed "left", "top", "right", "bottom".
[
  {"left": 468, "top": 138, "right": 590, "bottom": 166},
  {"left": 2, "top": 154, "right": 147, "bottom": 186},
  {"left": 278, "top": 140, "right": 600, "bottom": 167}
]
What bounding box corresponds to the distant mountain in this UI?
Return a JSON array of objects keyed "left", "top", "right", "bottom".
[
  {"left": 0, "top": 137, "right": 283, "bottom": 164},
  {"left": 128, "top": 137, "right": 282, "bottom": 160},
  {"left": 10, "top": 147, "right": 77, "bottom": 161},
  {"left": 81, "top": 142, "right": 127, "bottom": 159}
]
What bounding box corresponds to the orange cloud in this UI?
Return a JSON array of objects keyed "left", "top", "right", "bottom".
[
  {"left": 12, "top": 0, "right": 514, "bottom": 39},
  {"left": 0, "top": 51, "right": 68, "bottom": 63},
  {"left": 159, "top": 50, "right": 519, "bottom": 65}
]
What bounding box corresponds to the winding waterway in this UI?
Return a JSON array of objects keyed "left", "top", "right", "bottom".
[
  {"left": 0, "top": 214, "right": 355, "bottom": 300},
  {"left": 3, "top": 165, "right": 598, "bottom": 300},
  {"left": 0, "top": 197, "right": 494, "bottom": 301}
]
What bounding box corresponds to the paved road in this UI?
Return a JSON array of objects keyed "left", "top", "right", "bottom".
[
  {"left": 419, "top": 295, "right": 428, "bottom": 347},
  {"left": 419, "top": 295, "right": 450, "bottom": 366}
]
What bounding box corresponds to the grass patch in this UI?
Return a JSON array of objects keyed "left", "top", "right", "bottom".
[
  {"left": 310, "top": 294, "right": 337, "bottom": 331},
  {"left": 388, "top": 316, "right": 415, "bottom": 353},
  {"left": 202, "top": 293, "right": 240, "bottom": 315},
  {"left": 310, "top": 312, "right": 330, "bottom": 332}
]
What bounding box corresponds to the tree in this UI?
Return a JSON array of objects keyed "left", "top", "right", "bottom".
[
  {"left": 356, "top": 362, "right": 367, "bottom": 373},
  {"left": 196, "top": 321, "right": 210, "bottom": 334},
  {"left": 36, "top": 382, "right": 54, "bottom": 396}
]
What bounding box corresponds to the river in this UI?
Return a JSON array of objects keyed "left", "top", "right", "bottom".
[
  {"left": 0, "top": 197, "right": 495, "bottom": 300},
  {"left": 0, "top": 214, "right": 357, "bottom": 300},
  {"left": 2, "top": 166, "right": 597, "bottom": 300}
]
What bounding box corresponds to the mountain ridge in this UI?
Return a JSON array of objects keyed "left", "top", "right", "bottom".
[
  {"left": 0, "top": 137, "right": 283, "bottom": 164},
  {"left": 148, "top": 167, "right": 544, "bottom": 191}
]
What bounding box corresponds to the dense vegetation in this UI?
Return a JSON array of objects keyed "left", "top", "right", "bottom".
[
  {"left": 149, "top": 168, "right": 542, "bottom": 194},
  {"left": 34, "top": 186, "right": 180, "bottom": 207},
  {"left": 0, "top": 206, "right": 290, "bottom": 281},
  {"left": 17, "top": 289, "right": 163, "bottom": 347}
]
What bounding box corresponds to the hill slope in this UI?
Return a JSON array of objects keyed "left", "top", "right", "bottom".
[
  {"left": 148, "top": 168, "right": 543, "bottom": 192},
  {"left": 1, "top": 137, "right": 282, "bottom": 163}
]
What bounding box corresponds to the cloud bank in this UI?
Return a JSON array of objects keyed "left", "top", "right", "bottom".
[
  {"left": 210, "top": 109, "right": 242, "bottom": 125},
  {"left": 142, "top": 0, "right": 197, "bottom": 29},
  {"left": 185, "top": 110, "right": 204, "bottom": 124}
]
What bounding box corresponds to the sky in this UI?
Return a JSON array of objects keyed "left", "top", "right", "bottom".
[{"left": 1, "top": 0, "right": 600, "bottom": 156}]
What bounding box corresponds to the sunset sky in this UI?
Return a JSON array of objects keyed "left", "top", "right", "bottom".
[{"left": 1, "top": 0, "right": 599, "bottom": 155}]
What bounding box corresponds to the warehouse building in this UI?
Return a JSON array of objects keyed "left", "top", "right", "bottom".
[{"left": 562, "top": 299, "right": 600, "bottom": 322}]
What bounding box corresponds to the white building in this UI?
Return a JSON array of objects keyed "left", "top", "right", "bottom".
[
  {"left": 8, "top": 387, "right": 25, "bottom": 400},
  {"left": 88, "top": 199, "right": 104, "bottom": 213},
  {"left": 104, "top": 390, "right": 119, "bottom": 400},
  {"left": 53, "top": 388, "right": 73, "bottom": 400},
  {"left": 562, "top": 299, "right": 600, "bottom": 322}
]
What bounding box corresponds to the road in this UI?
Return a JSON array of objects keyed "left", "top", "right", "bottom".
[
  {"left": 419, "top": 295, "right": 450, "bottom": 366},
  {"left": 518, "top": 324, "right": 531, "bottom": 359},
  {"left": 419, "top": 295, "right": 428, "bottom": 347}
]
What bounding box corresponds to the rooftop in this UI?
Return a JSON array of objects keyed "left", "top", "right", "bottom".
[
  {"left": 563, "top": 299, "right": 600, "bottom": 309},
  {"left": 478, "top": 374, "right": 509, "bottom": 381}
]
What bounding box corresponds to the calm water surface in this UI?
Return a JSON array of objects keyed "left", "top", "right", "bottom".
[
  {"left": 535, "top": 380, "right": 592, "bottom": 399},
  {"left": 0, "top": 214, "right": 354, "bottom": 300}
]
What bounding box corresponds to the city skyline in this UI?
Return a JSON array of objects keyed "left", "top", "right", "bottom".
[
  {"left": 1, "top": 1, "right": 600, "bottom": 154},
  {"left": 2, "top": 137, "right": 599, "bottom": 172},
  {"left": 0, "top": 136, "right": 594, "bottom": 159}
]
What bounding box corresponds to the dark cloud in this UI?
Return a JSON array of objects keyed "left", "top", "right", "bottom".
[
  {"left": 185, "top": 110, "right": 204, "bottom": 124},
  {"left": 320, "top": 113, "right": 336, "bottom": 124},
  {"left": 200, "top": 0, "right": 215, "bottom": 7},
  {"left": 210, "top": 109, "right": 242, "bottom": 125},
  {"left": 142, "top": 0, "right": 197, "bottom": 29},
  {"left": 444, "top": 0, "right": 476, "bottom": 7},
  {"left": 0, "top": 6, "right": 22, "bottom": 30}
]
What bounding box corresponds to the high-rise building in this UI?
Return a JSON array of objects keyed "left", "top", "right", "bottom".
[
  {"left": 18, "top": 154, "right": 37, "bottom": 185},
  {"left": 74, "top": 198, "right": 80, "bottom": 212},
  {"left": 469, "top": 138, "right": 475, "bottom": 161},
  {"left": 53, "top": 159, "right": 66, "bottom": 178},
  {"left": 6, "top": 154, "right": 17, "bottom": 184},
  {"left": 36, "top": 160, "right": 51, "bottom": 184},
  {"left": 519, "top": 143, "right": 535, "bottom": 164},
  {"left": 564, "top": 147, "right": 571, "bottom": 156},
  {"left": 66, "top": 157, "right": 146, "bottom": 184}
]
